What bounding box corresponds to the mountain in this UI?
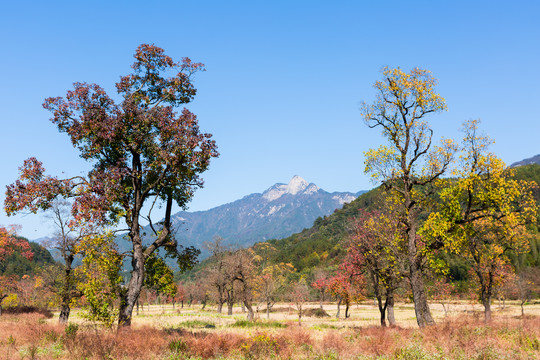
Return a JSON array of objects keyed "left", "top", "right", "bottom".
[
  {"left": 138, "top": 176, "right": 364, "bottom": 256},
  {"left": 510, "top": 154, "right": 540, "bottom": 167}
]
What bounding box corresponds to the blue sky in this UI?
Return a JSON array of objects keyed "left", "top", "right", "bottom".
[{"left": 1, "top": 0, "right": 539, "bottom": 239}]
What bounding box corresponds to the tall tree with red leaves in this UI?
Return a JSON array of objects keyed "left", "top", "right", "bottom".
[{"left": 5, "top": 44, "right": 218, "bottom": 327}]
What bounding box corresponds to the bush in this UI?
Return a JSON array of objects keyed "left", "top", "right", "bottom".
[
  {"left": 64, "top": 323, "right": 79, "bottom": 339},
  {"left": 304, "top": 308, "right": 330, "bottom": 317}
]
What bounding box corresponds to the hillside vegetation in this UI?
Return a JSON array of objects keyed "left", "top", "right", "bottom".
[{"left": 254, "top": 164, "right": 540, "bottom": 276}]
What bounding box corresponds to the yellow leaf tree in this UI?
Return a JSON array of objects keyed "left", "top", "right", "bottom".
[
  {"left": 422, "top": 120, "right": 538, "bottom": 322},
  {"left": 361, "top": 67, "right": 456, "bottom": 327}
]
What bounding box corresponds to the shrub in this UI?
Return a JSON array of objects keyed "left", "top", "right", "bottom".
[{"left": 304, "top": 308, "right": 330, "bottom": 317}]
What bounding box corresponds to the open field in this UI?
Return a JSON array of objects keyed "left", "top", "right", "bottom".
[{"left": 1, "top": 301, "right": 539, "bottom": 359}]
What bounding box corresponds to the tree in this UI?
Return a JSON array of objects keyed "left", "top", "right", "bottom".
[
  {"left": 174, "top": 281, "right": 186, "bottom": 308},
  {"left": 327, "top": 263, "right": 365, "bottom": 319},
  {"left": 256, "top": 262, "right": 294, "bottom": 318},
  {"left": 361, "top": 67, "right": 455, "bottom": 327},
  {"left": 516, "top": 267, "right": 540, "bottom": 317},
  {"left": 422, "top": 120, "right": 538, "bottom": 322},
  {"left": 75, "top": 233, "right": 123, "bottom": 328},
  {"left": 288, "top": 279, "right": 310, "bottom": 325},
  {"left": 311, "top": 269, "right": 330, "bottom": 310},
  {"left": 5, "top": 44, "right": 218, "bottom": 327},
  {"left": 348, "top": 208, "right": 405, "bottom": 326},
  {"left": 43, "top": 201, "right": 88, "bottom": 324},
  {"left": 204, "top": 236, "right": 232, "bottom": 314},
  {"left": 427, "top": 277, "right": 455, "bottom": 317},
  {"left": 229, "top": 249, "right": 258, "bottom": 321}
]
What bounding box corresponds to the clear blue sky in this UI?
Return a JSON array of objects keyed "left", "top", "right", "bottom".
[{"left": 1, "top": 0, "right": 539, "bottom": 239}]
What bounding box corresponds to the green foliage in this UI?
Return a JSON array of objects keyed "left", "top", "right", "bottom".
[
  {"left": 175, "top": 320, "right": 216, "bottom": 329},
  {"left": 75, "top": 233, "right": 123, "bottom": 328},
  {"left": 168, "top": 338, "right": 188, "bottom": 353},
  {"left": 64, "top": 323, "right": 79, "bottom": 339},
  {"left": 145, "top": 253, "right": 177, "bottom": 298},
  {"left": 230, "top": 319, "right": 287, "bottom": 328},
  {"left": 241, "top": 334, "right": 280, "bottom": 360}
]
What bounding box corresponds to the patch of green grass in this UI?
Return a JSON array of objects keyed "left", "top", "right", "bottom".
[
  {"left": 175, "top": 320, "right": 216, "bottom": 329},
  {"left": 230, "top": 319, "right": 287, "bottom": 328},
  {"left": 311, "top": 323, "right": 338, "bottom": 330}
]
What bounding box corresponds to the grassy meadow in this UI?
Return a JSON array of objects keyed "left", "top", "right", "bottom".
[{"left": 1, "top": 300, "right": 539, "bottom": 359}]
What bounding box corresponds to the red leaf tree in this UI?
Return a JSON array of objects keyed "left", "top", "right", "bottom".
[
  {"left": 327, "top": 262, "right": 365, "bottom": 319},
  {"left": 4, "top": 44, "right": 218, "bottom": 327},
  {"left": 0, "top": 226, "right": 33, "bottom": 263}
]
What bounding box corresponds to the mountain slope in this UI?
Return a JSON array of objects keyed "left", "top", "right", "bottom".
[
  {"left": 167, "top": 176, "right": 364, "bottom": 252},
  {"left": 259, "top": 164, "right": 540, "bottom": 273},
  {"left": 511, "top": 154, "right": 540, "bottom": 167}
]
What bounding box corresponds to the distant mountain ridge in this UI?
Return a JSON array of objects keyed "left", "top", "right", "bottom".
[
  {"left": 139, "top": 176, "right": 365, "bottom": 256},
  {"left": 510, "top": 154, "right": 540, "bottom": 167}
]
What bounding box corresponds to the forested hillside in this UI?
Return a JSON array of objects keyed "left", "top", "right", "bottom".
[
  {"left": 233, "top": 164, "right": 540, "bottom": 278},
  {"left": 0, "top": 240, "right": 56, "bottom": 277}
]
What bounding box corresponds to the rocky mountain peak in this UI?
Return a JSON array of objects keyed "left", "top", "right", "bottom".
[
  {"left": 286, "top": 175, "right": 309, "bottom": 194},
  {"left": 262, "top": 175, "right": 318, "bottom": 201}
]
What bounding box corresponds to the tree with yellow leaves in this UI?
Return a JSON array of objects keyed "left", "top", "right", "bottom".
[
  {"left": 361, "top": 67, "right": 456, "bottom": 327},
  {"left": 422, "top": 120, "right": 538, "bottom": 322},
  {"left": 74, "top": 232, "right": 123, "bottom": 328}
]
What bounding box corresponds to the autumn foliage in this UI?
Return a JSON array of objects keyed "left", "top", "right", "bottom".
[
  {"left": 4, "top": 44, "right": 218, "bottom": 327},
  {"left": 0, "top": 226, "right": 32, "bottom": 262}
]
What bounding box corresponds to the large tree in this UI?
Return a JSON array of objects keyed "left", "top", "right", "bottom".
[
  {"left": 5, "top": 44, "right": 218, "bottom": 327},
  {"left": 422, "top": 120, "right": 537, "bottom": 322},
  {"left": 361, "top": 67, "right": 455, "bottom": 327}
]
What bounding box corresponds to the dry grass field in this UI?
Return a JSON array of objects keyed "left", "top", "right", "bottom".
[{"left": 1, "top": 301, "right": 539, "bottom": 359}]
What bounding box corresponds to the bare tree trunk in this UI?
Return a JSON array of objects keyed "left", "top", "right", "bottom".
[
  {"left": 408, "top": 224, "right": 435, "bottom": 328},
  {"left": 217, "top": 302, "right": 223, "bottom": 313},
  {"left": 244, "top": 300, "right": 254, "bottom": 321},
  {"left": 373, "top": 273, "right": 387, "bottom": 327},
  {"left": 59, "top": 304, "right": 71, "bottom": 324},
  {"left": 0, "top": 294, "right": 7, "bottom": 316},
  {"left": 387, "top": 294, "right": 396, "bottom": 326},
  {"left": 479, "top": 269, "right": 493, "bottom": 323},
  {"left": 118, "top": 237, "right": 145, "bottom": 328},
  {"left": 483, "top": 296, "right": 492, "bottom": 323},
  {"left": 345, "top": 301, "right": 350, "bottom": 319},
  {"left": 377, "top": 297, "right": 387, "bottom": 327},
  {"left": 58, "top": 253, "right": 78, "bottom": 324},
  {"left": 266, "top": 300, "right": 271, "bottom": 319},
  {"left": 201, "top": 294, "right": 208, "bottom": 310}
]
